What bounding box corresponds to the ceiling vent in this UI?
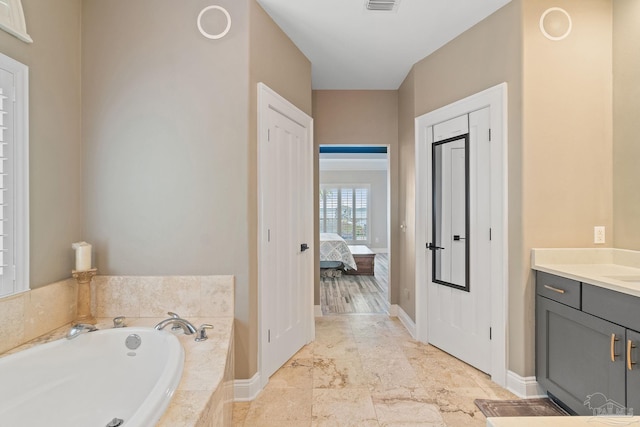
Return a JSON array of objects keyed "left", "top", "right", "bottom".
[{"left": 365, "top": 0, "right": 400, "bottom": 12}]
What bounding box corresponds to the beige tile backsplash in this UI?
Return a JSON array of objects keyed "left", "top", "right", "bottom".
[{"left": 0, "top": 275, "right": 234, "bottom": 355}]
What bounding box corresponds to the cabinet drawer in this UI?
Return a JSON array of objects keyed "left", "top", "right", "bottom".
[
  {"left": 583, "top": 284, "right": 640, "bottom": 330},
  {"left": 536, "top": 271, "right": 581, "bottom": 309}
]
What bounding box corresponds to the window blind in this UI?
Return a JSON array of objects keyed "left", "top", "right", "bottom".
[{"left": 319, "top": 185, "right": 369, "bottom": 243}]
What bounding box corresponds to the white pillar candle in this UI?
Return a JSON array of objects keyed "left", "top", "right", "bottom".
[{"left": 72, "top": 241, "right": 92, "bottom": 271}]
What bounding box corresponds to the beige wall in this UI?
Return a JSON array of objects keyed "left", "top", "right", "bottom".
[
  {"left": 398, "top": 0, "right": 524, "bottom": 368},
  {"left": 613, "top": 0, "right": 640, "bottom": 250},
  {"left": 521, "top": 0, "right": 612, "bottom": 375},
  {"left": 397, "top": 69, "right": 416, "bottom": 319},
  {"left": 312, "top": 90, "right": 399, "bottom": 305},
  {"left": 0, "top": 0, "right": 83, "bottom": 288},
  {"left": 398, "top": 0, "right": 613, "bottom": 378},
  {"left": 82, "top": 0, "right": 310, "bottom": 381},
  {"left": 247, "top": 0, "right": 312, "bottom": 379}
]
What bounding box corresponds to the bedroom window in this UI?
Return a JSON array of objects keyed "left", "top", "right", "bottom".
[{"left": 319, "top": 185, "right": 369, "bottom": 243}]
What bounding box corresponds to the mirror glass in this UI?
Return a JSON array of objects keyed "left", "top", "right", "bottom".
[{"left": 431, "top": 135, "right": 469, "bottom": 291}]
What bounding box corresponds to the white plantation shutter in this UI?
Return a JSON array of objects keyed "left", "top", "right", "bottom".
[
  {"left": 319, "top": 185, "right": 369, "bottom": 244},
  {"left": 0, "top": 53, "right": 28, "bottom": 298}
]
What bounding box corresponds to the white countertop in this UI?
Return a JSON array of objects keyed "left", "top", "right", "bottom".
[
  {"left": 531, "top": 248, "right": 640, "bottom": 297},
  {"left": 487, "top": 415, "right": 640, "bottom": 426}
]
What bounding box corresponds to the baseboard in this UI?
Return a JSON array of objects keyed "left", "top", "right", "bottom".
[
  {"left": 506, "top": 370, "right": 546, "bottom": 398},
  {"left": 314, "top": 305, "right": 322, "bottom": 317},
  {"left": 397, "top": 305, "right": 416, "bottom": 339},
  {"left": 387, "top": 304, "right": 398, "bottom": 316},
  {"left": 370, "top": 247, "right": 389, "bottom": 254},
  {"left": 234, "top": 373, "right": 262, "bottom": 402}
]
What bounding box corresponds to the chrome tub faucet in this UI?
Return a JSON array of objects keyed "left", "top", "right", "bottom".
[
  {"left": 154, "top": 312, "right": 213, "bottom": 342},
  {"left": 66, "top": 323, "right": 98, "bottom": 339}
]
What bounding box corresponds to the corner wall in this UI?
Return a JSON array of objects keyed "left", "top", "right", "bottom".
[
  {"left": 312, "top": 90, "right": 399, "bottom": 306},
  {"left": 247, "top": 0, "right": 312, "bottom": 379},
  {"left": 398, "top": 0, "right": 524, "bottom": 369}
]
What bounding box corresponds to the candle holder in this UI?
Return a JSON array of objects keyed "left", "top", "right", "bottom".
[{"left": 72, "top": 268, "right": 97, "bottom": 324}]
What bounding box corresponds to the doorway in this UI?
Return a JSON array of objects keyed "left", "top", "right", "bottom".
[
  {"left": 318, "top": 145, "right": 390, "bottom": 315},
  {"left": 414, "top": 83, "right": 508, "bottom": 386}
]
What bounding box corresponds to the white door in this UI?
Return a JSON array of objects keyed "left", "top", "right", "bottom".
[
  {"left": 427, "top": 107, "right": 492, "bottom": 373},
  {"left": 259, "top": 83, "right": 314, "bottom": 382}
]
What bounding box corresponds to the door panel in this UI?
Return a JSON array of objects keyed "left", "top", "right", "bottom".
[
  {"left": 260, "top": 89, "right": 313, "bottom": 381},
  {"left": 428, "top": 108, "right": 491, "bottom": 374}
]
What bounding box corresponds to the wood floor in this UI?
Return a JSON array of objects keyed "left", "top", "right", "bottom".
[{"left": 320, "top": 253, "right": 389, "bottom": 315}]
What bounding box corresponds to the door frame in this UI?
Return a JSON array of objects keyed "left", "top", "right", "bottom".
[
  {"left": 414, "top": 83, "right": 508, "bottom": 386},
  {"left": 257, "top": 82, "right": 315, "bottom": 389}
]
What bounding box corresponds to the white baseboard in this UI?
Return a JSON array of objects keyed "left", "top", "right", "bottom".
[
  {"left": 234, "top": 373, "right": 262, "bottom": 402},
  {"left": 397, "top": 305, "right": 416, "bottom": 339},
  {"left": 314, "top": 305, "right": 322, "bottom": 317},
  {"left": 370, "top": 247, "right": 389, "bottom": 254},
  {"left": 387, "top": 304, "right": 398, "bottom": 317},
  {"left": 506, "top": 370, "right": 546, "bottom": 398}
]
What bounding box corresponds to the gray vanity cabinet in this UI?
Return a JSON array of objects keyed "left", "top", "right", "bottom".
[
  {"left": 625, "top": 329, "right": 640, "bottom": 413},
  {"left": 537, "top": 272, "right": 640, "bottom": 415},
  {"left": 536, "top": 295, "right": 626, "bottom": 415}
]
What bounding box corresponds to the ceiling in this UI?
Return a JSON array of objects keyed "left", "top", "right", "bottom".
[{"left": 256, "top": 0, "right": 512, "bottom": 90}]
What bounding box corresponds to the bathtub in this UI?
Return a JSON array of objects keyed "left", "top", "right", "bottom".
[{"left": 0, "top": 326, "right": 184, "bottom": 427}]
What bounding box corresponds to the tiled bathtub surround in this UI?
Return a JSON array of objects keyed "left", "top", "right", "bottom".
[
  {"left": 0, "top": 275, "right": 235, "bottom": 427},
  {"left": 91, "top": 275, "right": 234, "bottom": 318},
  {"left": 0, "top": 278, "right": 76, "bottom": 354}
]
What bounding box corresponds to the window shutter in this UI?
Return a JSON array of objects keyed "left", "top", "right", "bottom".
[{"left": 0, "top": 87, "right": 9, "bottom": 291}]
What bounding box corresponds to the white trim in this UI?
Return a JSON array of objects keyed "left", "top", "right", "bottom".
[
  {"left": 257, "top": 82, "right": 314, "bottom": 390},
  {"left": 0, "top": 0, "right": 32, "bottom": 43},
  {"left": 233, "top": 373, "right": 262, "bottom": 402},
  {"left": 319, "top": 158, "right": 388, "bottom": 171},
  {"left": 414, "top": 83, "right": 508, "bottom": 387},
  {"left": 396, "top": 305, "right": 416, "bottom": 339},
  {"left": 370, "top": 247, "right": 389, "bottom": 254},
  {"left": 314, "top": 305, "right": 323, "bottom": 317},
  {"left": 387, "top": 303, "right": 398, "bottom": 317},
  {"left": 506, "top": 371, "right": 546, "bottom": 398},
  {"left": 0, "top": 52, "right": 29, "bottom": 298}
]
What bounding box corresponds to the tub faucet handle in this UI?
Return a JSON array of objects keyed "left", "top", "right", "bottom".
[
  {"left": 196, "top": 324, "right": 214, "bottom": 342},
  {"left": 167, "top": 311, "right": 181, "bottom": 318},
  {"left": 113, "top": 316, "right": 126, "bottom": 328}
]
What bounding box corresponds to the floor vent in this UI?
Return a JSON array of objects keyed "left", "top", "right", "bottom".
[{"left": 365, "top": 0, "right": 400, "bottom": 12}]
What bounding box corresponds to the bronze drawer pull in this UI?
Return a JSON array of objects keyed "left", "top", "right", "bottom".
[
  {"left": 628, "top": 340, "right": 637, "bottom": 371},
  {"left": 611, "top": 333, "right": 620, "bottom": 362},
  {"left": 544, "top": 285, "right": 565, "bottom": 294}
]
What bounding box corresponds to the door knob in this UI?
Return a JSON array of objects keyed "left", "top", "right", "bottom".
[{"left": 300, "top": 243, "right": 309, "bottom": 252}]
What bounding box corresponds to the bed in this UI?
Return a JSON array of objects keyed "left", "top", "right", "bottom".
[{"left": 320, "top": 233, "right": 357, "bottom": 271}]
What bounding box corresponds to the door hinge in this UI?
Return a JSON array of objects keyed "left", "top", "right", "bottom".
[
  {"left": 489, "top": 228, "right": 492, "bottom": 241},
  {"left": 489, "top": 327, "right": 492, "bottom": 340},
  {"left": 268, "top": 329, "right": 271, "bottom": 343},
  {"left": 488, "top": 128, "right": 492, "bottom": 142},
  {"left": 268, "top": 229, "right": 271, "bottom": 242},
  {"left": 267, "top": 129, "right": 270, "bottom": 141}
]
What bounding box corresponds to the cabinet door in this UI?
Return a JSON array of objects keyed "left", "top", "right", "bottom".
[
  {"left": 537, "top": 296, "right": 626, "bottom": 415},
  {"left": 627, "top": 329, "right": 640, "bottom": 412}
]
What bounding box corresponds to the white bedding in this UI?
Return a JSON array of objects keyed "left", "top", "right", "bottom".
[{"left": 320, "top": 233, "right": 357, "bottom": 271}]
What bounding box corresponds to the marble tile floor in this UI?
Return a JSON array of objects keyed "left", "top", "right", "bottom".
[{"left": 233, "top": 314, "right": 517, "bottom": 426}]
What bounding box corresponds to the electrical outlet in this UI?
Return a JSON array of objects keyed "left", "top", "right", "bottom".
[{"left": 594, "top": 226, "right": 605, "bottom": 244}]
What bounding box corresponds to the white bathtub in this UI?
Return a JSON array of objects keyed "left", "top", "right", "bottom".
[{"left": 0, "top": 326, "right": 184, "bottom": 427}]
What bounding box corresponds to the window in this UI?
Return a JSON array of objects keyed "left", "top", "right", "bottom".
[
  {"left": 0, "top": 52, "right": 29, "bottom": 298},
  {"left": 319, "top": 185, "right": 369, "bottom": 243}
]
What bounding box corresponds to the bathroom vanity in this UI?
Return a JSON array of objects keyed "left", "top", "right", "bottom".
[{"left": 532, "top": 249, "right": 640, "bottom": 416}]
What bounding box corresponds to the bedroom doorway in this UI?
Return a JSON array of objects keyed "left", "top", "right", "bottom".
[{"left": 319, "top": 145, "right": 390, "bottom": 315}]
